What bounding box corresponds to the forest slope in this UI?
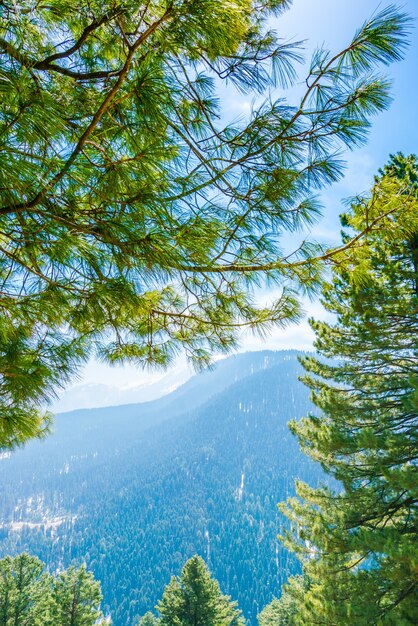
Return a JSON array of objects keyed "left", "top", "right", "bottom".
[{"left": 0, "top": 350, "right": 322, "bottom": 625}]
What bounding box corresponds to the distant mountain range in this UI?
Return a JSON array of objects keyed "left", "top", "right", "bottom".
[
  {"left": 0, "top": 350, "right": 323, "bottom": 626},
  {"left": 51, "top": 364, "right": 192, "bottom": 413}
]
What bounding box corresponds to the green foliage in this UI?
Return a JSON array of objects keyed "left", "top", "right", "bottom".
[
  {"left": 50, "top": 564, "right": 106, "bottom": 626},
  {"left": 157, "top": 555, "right": 244, "bottom": 626},
  {"left": 138, "top": 612, "right": 160, "bottom": 626},
  {"left": 0, "top": 553, "right": 51, "bottom": 626},
  {"left": 0, "top": 553, "right": 107, "bottom": 625},
  {"left": 280, "top": 154, "right": 418, "bottom": 624},
  {"left": 258, "top": 575, "right": 307, "bottom": 626},
  {"left": 0, "top": 1, "right": 412, "bottom": 447}
]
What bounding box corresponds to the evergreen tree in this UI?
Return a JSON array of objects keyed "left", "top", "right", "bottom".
[
  {"left": 281, "top": 154, "right": 418, "bottom": 624},
  {"left": 0, "top": 555, "right": 107, "bottom": 626},
  {"left": 0, "top": 553, "right": 51, "bottom": 626},
  {"left": 257, "top": 576, "right": 307, "bottom": 626},
  {"left": 50, "top": 564, "right": 106, "bottom": 626},
  {"left": 157, "top": 555, "right": 244, "bottom": 626},
  {"left": 138, "top": 612, "right": 160, "bottom": 626},
  {"left": 0, "top": 1, "right": 411, "bottom": 447}
]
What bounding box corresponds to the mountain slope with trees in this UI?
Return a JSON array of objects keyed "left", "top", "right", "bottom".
[{"left": 0, "top": 350, "right": 322, "bottom": 626}]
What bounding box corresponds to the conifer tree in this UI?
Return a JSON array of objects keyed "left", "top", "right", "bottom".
[
  {"left": 258, "top": 575, "right": 306, "bottom": 626},
  {"left": 0, "top": 553, "right": 52, "bottom": 626},
  {"left": 0, "top": 1, "right": 411, "bottom": 447},
  {"left": 281, "top": 154, "right": 418, "bottom": 624},
  {"left": 0, "top": 555, "right": 108, "bottom": 626},
  {"left": 50, "top": 564, "right": 106, "bottom": 626},
  {"left": 157, "top": 555, "right": 244, "bottom": 626},
  {"left": 138, "top": 612, "right": 160, "bottom": 626}
]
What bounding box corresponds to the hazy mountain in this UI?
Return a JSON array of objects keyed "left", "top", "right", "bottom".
[
  {"left": 51, "top": 365, "right": 191, "bottom": 413},
  {"left": 0, "top": 350, "right": 322, "bottom": 626}
]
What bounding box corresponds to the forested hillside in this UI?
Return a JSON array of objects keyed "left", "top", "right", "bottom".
[{"left": 0, "top": 351, "right": 322, "bottom": 625}]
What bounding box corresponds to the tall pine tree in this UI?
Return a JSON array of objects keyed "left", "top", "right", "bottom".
[
  {"left": 281, "top": 154, "right": 418, "bottom": 625},
  {"left": 157, "top": 555, "right": 244, "bottom": 626},
  {"left": 0, "top": 555, "right": 108, "bottom": 626},
  {"left": 0, "top": 553, "right": 51, "bottom": 626},
  {"left": 50, "top": 564, "right": 106, "bottom": 626}
]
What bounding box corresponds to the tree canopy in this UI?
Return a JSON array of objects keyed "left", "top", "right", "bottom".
[
  {"left": 0, "top": 553, "right": 107, "bottom": 625},
  {"left": 257, "top": 575, "right": 306, "bottom": 626},
  {"left": 50, "top": 564, "right": 106, "bottom": 626},
  {"left": 280, "top": 153, "right": 418, "bottom": 624},
  {"left": 138, "top": 612, "right": 160, "bottom": 626},
  {"left": 157, "top": 555, "right": 244, "bottom": 626},
  {"left": 0, "top": 1, "right": 411, "bottom": 447},
  {"left": 0, "top": 553, "right": 51, "bottom": 626}
]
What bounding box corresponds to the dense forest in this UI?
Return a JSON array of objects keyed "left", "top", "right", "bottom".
[{"left": 0, "top": 351, "right": 322, "bottom": 625}]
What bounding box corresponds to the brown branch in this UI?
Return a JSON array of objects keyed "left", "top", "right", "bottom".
[
  {"left": 0, "top": 10, "right": 172, "bottom": 217},
  {"left": 38, "top": 9, "right": 124, "bottom": 65},
  {"left": 0, "top": 9, "right": 125, "bottom": 81},
  {"left": 174, "top": 202, "right": 403, "bottom": 274},
  {"left": 0, "top": 36, "right": 123, "bottom": 81}
]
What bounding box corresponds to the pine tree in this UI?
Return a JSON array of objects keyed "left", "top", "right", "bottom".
[
  {"left": 0, "top": 2, "right": 412, "bottom": 447},
  {"left": 258, "top": 575, "right": 307, "bottom": 626},
  {"left": 281, "top": 154, "right": 418, "bottom": 624},
  {"left": 50, "top": 564, "right": 106, "bottom": 626},
  {"left": 157, "top": 555, "right": 244, "bottom": 626},
  {"left": 138, "top": 612, "right": 160, "bottom": 626},
  {"left": 0, "top": 553, "right": 52, "bottom": 626},
  {"left": 0, "top": 555, "right": 108, "bottom": 626}
]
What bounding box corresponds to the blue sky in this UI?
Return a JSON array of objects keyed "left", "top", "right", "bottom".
[{"left": 55, "top": 0, "right": 418, "bottom": 409}]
